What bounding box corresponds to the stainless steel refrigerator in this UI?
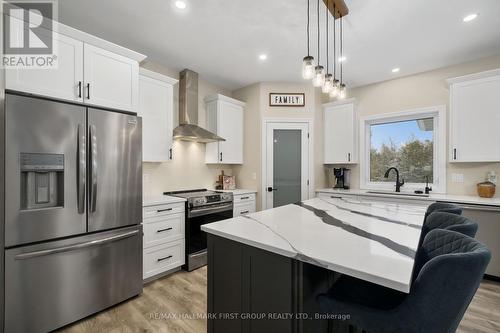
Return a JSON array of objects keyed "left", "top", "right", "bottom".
[{"left": 2, "top": 93, "right": 143, "bottom": 333}]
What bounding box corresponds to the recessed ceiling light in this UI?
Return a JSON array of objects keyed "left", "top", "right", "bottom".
[
  {"left": 259, "top": 54, "right": 267, "bottom": 60},
  {"left": 392, "top": 67, "right": 400, "bottom": 73},
  {"left": 463, "top": 13, "right": 478, "bottom": 22},
  {"left": 338, "top": 56, "right": 347, "bottom": 62},
  {"left": 175, "top": 0, "right": 187, "bottom": 9}
]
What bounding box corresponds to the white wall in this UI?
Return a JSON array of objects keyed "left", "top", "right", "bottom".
[
  {"left": 140, "top": 61, "right": 234, "bottom": 196},
  {"left": 233, "top": 82, "right": 327, "bottom": 210},
  {"left": 323, "top": 54, "right": 500, "bottom": 196}
]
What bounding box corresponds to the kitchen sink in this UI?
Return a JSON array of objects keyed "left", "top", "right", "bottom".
[{"left": 366, "top": 190, "right": 430, "bottom": 198}]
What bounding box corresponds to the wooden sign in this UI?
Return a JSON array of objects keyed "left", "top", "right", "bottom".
[{"left": 269, "top": 93, "right": 305, "bottom": 107}]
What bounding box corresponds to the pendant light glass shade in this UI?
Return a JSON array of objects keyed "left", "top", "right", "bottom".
[
  {"left": 302, "top": 56, "right": 316, "bottom": 79},
  {"left": 338, "top": 83, "right": 347, "bottom": 99},
  {"left": 322, "top": 74, "right": 333, "bottom": 93},
  {"left": 312, "top": 65, "right": 325, "bottom": 87},
  {"left": 329, "top": 79, "right": 340, "bottom": 98}
]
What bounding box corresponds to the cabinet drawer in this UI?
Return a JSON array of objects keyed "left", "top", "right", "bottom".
[
  {"left": 143, "top": 202, "right": 184, "bottom": 219},
  {"left": 234, "top": 202, "right": 256, "bottom": 216},
  {"left": 143, "top": 240, "right": 184, "bottom": 279},
  {"left": 143, "top": 214, "right": 184, "bottom": 248},
  {"left": 234, "top": 193, "right": 256, "bottom": 204}
]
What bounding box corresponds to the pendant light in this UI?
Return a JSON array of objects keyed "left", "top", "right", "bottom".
[
  {"left": 329, "top": 3, "right": 340, "bottom": 98},
  {"left": 312, "top": 0, "right": 325, "bottom": 87},
  {"left": 322, "top": 0, "right": 333, "bottom": 93},
  {"left": 338, "top": 14, "right": 347, "bottom": 99},
  {"left": 302, "top": 0, "right": 315, "bottom": 79}
]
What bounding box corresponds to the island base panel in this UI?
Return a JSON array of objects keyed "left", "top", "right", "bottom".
[{"left": 207, "top": 234, "right": 362, "bottom": 333}]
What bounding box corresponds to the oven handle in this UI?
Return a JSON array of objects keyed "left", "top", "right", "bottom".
[{"left": 188, "top": 203, "right": 233, "bottom": 218}]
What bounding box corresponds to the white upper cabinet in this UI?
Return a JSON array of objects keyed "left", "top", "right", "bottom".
[
  {"left": 84, "top": 44, "right": 139, "bottom": 112},
  {"left": 205, "top": 94, "right": 245, "bottom": 164},
  {"left": 448, "top": 69, "right": 500, "bottom": 162},
  {"left": 6, "top": 23, "right": 84, "bottom": 102},
  {"left": 5, "top": 15, "right": 145, "bottom": 112},
  {"left": 323, "top": 99, "right": 358, "bottom": 164},
  {"left": 138, "top": 68, "right": 178, "bottom": 162}
]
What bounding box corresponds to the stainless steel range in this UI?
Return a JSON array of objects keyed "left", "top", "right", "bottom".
[{"left": 164, "top": 189, "right": 233, "bottom": 271}]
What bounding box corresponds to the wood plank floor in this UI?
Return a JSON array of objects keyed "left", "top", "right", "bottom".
[{"left": 59, "top": 267, "right": 500, "bottom": 333}]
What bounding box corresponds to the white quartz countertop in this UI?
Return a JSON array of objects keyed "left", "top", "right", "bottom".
[
  {"left": 202, "top": 197, "right": 428, "bottom": 293},
  {"left": 216, "top": 189, "right": 257, "bottom": 196},
  {"left": 316, "top": 188, "right": 500, "bottom": 207},
  {"left": 143, "top": 195, "right": 186, "bottom": 207}
]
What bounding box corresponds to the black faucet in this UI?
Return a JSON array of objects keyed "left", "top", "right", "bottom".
[{"left": 384, "top": 167, "right": 405, "bottom": 192}]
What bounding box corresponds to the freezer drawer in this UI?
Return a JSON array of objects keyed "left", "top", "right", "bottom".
[{"left": 5, "top": 225, "right": 143, "bottom": 333}]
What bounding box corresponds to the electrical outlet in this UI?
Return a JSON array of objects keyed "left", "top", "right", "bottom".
[{"left": 451, "top": 173, "right": 464, "bottom": 183}]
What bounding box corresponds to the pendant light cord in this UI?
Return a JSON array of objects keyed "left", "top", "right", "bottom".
[
  {"left": 326, "top": 0, "right": 329, "bottom": 74},
  {"left": 333, "top": 4, "right": 336, "bottom": 80},
  {"left": 307, "top": 0, "right": 310, "bottom": 56},
  {"left": 340, "top": 14, "right": 343, "bottom": 84},
  {"left": 317, "top": 0, "right": 320, "bottom": 64}
]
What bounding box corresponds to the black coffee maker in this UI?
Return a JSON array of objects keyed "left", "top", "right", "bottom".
[{"left": 333, "top": 168, "right": 350, "bottom": 189}]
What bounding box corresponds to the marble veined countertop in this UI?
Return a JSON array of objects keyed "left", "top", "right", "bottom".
[{"left": 202, "top": 196, "right": 429, "bottom": 293}]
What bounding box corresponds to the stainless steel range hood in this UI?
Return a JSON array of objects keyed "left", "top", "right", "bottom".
[{"left": 173, "top": 69, "right": 225, "bottom": 143}]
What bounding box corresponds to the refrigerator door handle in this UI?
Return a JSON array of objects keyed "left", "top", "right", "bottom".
[
  {"left": 14, "top": 229, "right": 140, "bottom": 260},
  {"left": 77, "top": 124, "right": 86, "bottom": 214},
  {"left": 89, "top": 124, "right": 98, "bottom": 212}
]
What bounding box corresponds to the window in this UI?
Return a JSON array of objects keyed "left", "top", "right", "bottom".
[{"left": 360, "top": 107, "right": 446, "bottom": 193}]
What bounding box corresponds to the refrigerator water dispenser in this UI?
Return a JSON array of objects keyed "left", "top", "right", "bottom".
[{"left": 20, "top": 153, "right": 64, "bottom": 210}]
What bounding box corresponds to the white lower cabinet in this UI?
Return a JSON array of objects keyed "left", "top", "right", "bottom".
[
  {"left": 143, "top": 240, "right": 184, "bottom": 280},
  {"left": 143, "top": 202, "right": 185, "bottom": 281},
  {"left": 233, "top": 193, "right": 256, "bottom": 216}
]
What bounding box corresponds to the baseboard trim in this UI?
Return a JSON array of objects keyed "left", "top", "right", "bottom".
[{"left": 484, "top": 274, "right": 500, "bottom": 282}]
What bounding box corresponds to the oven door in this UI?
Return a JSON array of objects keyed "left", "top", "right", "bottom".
[{"left": 186, "top": 202, "right": 233, "bottom": 271}]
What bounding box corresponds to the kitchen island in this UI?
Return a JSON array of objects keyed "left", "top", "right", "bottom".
[{"left": 201, "top": 197, "right": 428, "bottom": 333}]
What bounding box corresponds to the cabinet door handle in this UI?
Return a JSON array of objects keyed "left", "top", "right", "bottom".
[
  {"left": 240, "top": 196, "right": 249, "bottom": 200},
  {"left": 169, "top": 148, "right": 173, "bottom": 160},
  {"left": 157, "top": 255, "right": 173, "bottom": 262},
  {"left": 86, "top": 83, "right": 90, "bottom": 99},
  {"left": 220, "top": 152, "right": 223, "bottom": 162},
  {"left": 157, "top": 227, "right": 173, "bottom": 233},
  {"left": 157, "top": 208, "right": 173, "bottom": 213},
  {"left": 78, "top": 81, "right": 82, "bottom": 98},
  {"left": 348, "top": 153, "right": 351, "bottom": 162},
  {"left": 240, "top": 211, "right": 249, "bottom": 215},
  {"left": 453, "top": 148, "right": 457, "bottom": 160}
]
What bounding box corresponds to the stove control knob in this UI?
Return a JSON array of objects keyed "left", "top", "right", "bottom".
[
  {"left": 193, "top": 197, "right": 206, "bottom": 206},
  {"left": 221, "top": 193, "right": 232, "bottom": 201}
]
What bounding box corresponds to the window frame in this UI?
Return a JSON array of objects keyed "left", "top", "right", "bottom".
[{"left": 359, "top": 106, "right": 447, "bottom": 194}]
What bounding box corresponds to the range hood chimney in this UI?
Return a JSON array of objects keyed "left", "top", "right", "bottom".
[{"left": 173, "top": 69, "right": 225, "bottom": 143}]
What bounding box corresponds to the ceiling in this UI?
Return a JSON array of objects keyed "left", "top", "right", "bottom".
[{"left": 58, "top": 0, "right": 500, "bottom": 90}]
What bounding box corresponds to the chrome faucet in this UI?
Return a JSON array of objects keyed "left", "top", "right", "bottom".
[{"left": 384, "top": 167, "right": 405, "bottom": 192}]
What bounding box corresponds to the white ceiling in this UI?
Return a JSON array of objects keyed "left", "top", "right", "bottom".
[{"left": 58, "top": 0, "right": 500, "bottom": 90}]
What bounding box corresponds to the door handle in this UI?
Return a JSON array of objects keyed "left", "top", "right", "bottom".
[
  {"left": 267, "top": 187, "right": 278, "bottom": 192},
  {"left": 220, "top": 152, "right": 223, "bottom": 162},
  {"left": 78, "top": 81, "right": 82, "bottom": 98},
  {"left": 169, "top": 148, "right": 173, "bottom": 160},
  {"left": 453, "top": 148, "right": 457, "bottom": 160},
  {"left": 14, "top": 230, "right": 139, "bottom": 260},
  {"left": 86, "top": 83, "right": 90, "bottom": 99},
  {"left": 89, "top": 125, "right": 98, "bottom": 213},
  {"left": 77, "top": 124, "right": 86, "bottom": 214}
]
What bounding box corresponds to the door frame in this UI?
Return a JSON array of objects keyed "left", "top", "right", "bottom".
[{"left": 261, "top": 118, "right": 314, "bottom": 210}]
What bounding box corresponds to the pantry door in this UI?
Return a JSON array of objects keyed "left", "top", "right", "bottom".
[{"left": 264, "top": 121, "right": 310, "bottom": 209}]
